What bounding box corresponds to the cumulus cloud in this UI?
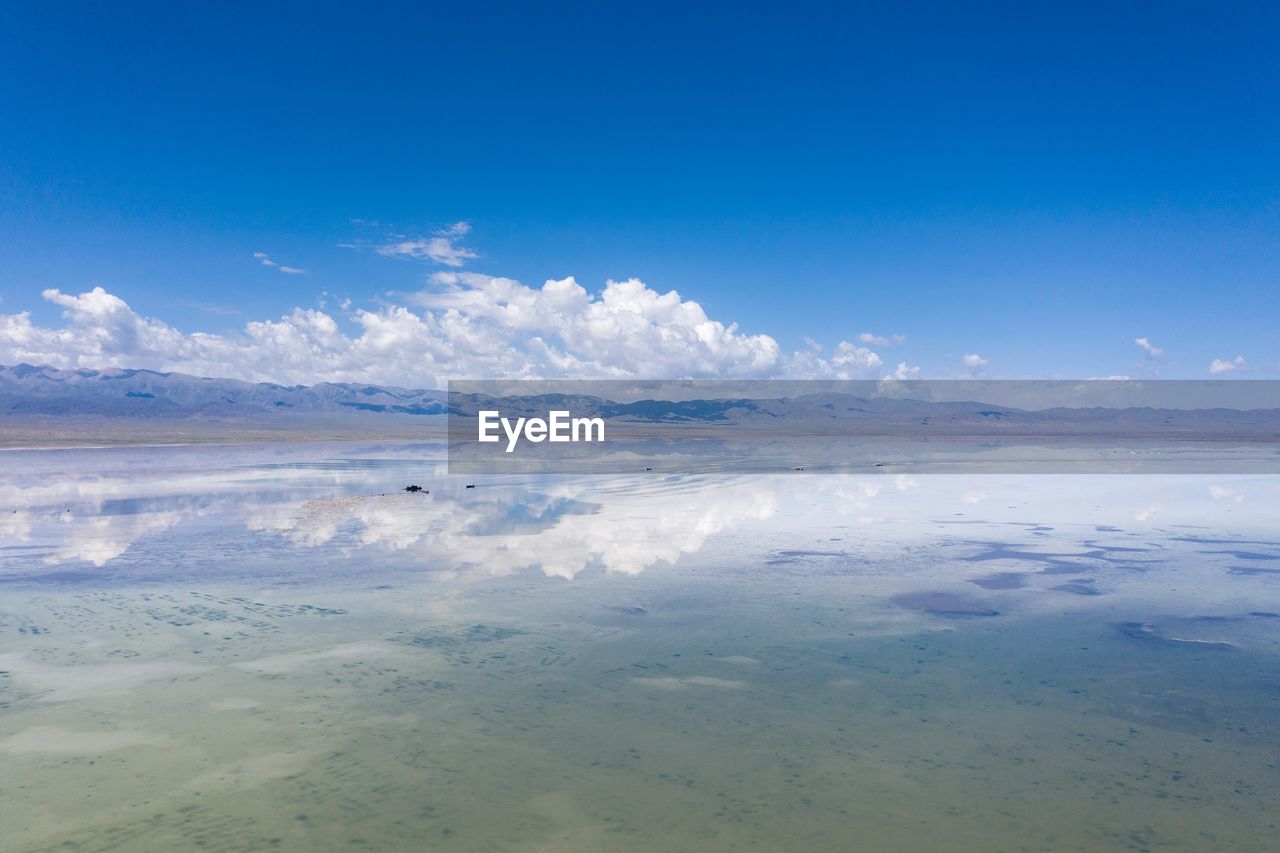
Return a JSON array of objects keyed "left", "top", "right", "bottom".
[
  {"left": 1134, "top": 337, "right": 1163, "bottom": 359},
  {"left": 829, "top": 341, "right": 882, "bottom": 370},
  {"left": 377, "top": 221, "right": 478, "bottom": 266},
  {"left": 885, "top": 361, "right": 920, "bottom": 380},
  {"left": 1209, "top": 355, "right": 1248, "bottom": 375},
  {"left": 784, "top": 340, "right": 881, "bottom": 379},
  {"left": 962, "top": 353, "right": 988, "bottom": 368},
  {"left": 253, "top": 252, "right": 307, "bottom": 275},
  {"left": 0, "top": 277, "right": 891, "bottom": 388}
]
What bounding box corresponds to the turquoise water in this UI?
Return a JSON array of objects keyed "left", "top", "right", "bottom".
[{"left": 1, "top": 443, "right": 1278, "bottom": 851}]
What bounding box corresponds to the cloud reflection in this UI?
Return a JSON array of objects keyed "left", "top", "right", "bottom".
[
  {"left": 259, "top": 480, "right": 778, "bottom": 579},
  {"left": 5, "top": 445, "right": 1278, "bottom": 586}
]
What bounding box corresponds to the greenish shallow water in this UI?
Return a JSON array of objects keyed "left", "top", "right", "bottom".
[{"left": 1, "top": 443, "right": 1278, "bottom": 851}]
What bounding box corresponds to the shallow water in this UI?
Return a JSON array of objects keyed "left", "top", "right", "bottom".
[{"left": 1, "top": 442, "right": 1278, "bottom": 851}]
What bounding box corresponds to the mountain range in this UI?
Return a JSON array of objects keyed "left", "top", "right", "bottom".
[
  {"left": 4, "top": 364, "right": 1278, "bottom": 439},
  {"left": 0, "top": 363, "right": 447, "bottom": 418}
]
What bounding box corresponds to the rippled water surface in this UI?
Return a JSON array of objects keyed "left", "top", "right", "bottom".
[{"left": 2, "top": 442, "right": 1279, "bottom": 851}]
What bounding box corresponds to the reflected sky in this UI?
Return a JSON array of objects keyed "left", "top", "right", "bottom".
[
  {"left": 3, "top": 442, "right": 1278, "bottom": 579},
  {"left": 2, "top": 443, "right": 1280, "bottom": 851},
  {"left": 3, "top": 441, "right": 1278, "bottom": 614}
]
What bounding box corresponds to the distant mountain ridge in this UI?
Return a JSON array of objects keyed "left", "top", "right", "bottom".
[
  {"left": 0, "top": 363, "right": 447, "bottom": 418},
  {"left": 4, "top": 364, "right": 1279, "bottom": 437}
]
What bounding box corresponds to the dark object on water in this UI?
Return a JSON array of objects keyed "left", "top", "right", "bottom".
[
  {"left": 645, "top": 467, "right": 652, "bottom": 471},
  {"left": 465, "top": 484, "right": 476, "bottom": 489},
  {"left": 404, "top": 485, "right": 426, "bottom": 493}
]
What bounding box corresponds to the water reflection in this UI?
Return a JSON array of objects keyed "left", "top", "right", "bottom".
[
  {"left": 2, "top": 443, "right": 1280, "bottom": 851},
  {"left": 3, "top": 443, "right": 1278, "bottom": 589}
]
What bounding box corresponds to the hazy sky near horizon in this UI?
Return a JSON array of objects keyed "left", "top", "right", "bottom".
[{"left": 1, "top": 2, "right": 1277, "bottom": 387}]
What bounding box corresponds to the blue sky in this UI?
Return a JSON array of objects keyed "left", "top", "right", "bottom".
[{"left": 1, "top": 2, "right": 1276, "bottom": 385}]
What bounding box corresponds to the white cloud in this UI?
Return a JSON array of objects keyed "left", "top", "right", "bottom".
[
  {"left": 0, "top": 277, "right": 890, "bottom": 388},
  {"left": 253, "top": 252, "right": 307, "bottom": 275},
  {"left": 1209, "top": 355, "right": 1247, "bottom": 374},
  {"left": 377, "top": 221, "right": 478, "bottom": 267},
  {"left": 885, "top": 361, "right": 920, "bottom": 380},
  {"left": 858, "top": 332, "right": 905, "bottom": 347},
  {"left": 829, "top": 341, "right": 881, "bottom": 371},
  {"left": 1134, "top": 337, "right": 1163, "bottom": 359},
  {"left": 410, "top": 273, "right": 788, "bottom": 379},
  {"left": 961, "top": 353, "right": 988, "bottom": 368},
  {"left": 784, "top": 340, "right": 881, "bottom": 379}
]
